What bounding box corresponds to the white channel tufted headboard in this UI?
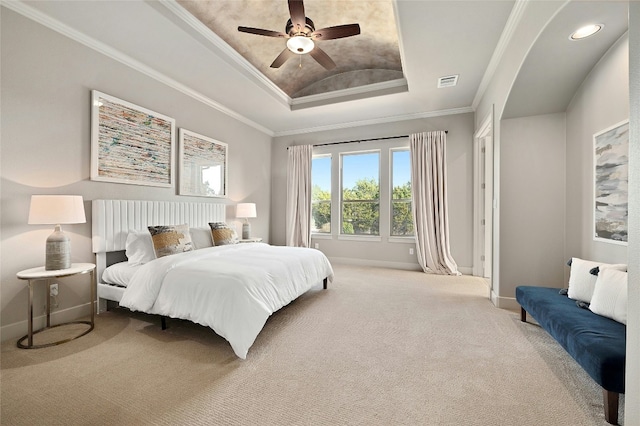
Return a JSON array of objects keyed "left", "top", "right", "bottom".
[{"left": 92, "top": 199, "right": 226, "bottom": 254}]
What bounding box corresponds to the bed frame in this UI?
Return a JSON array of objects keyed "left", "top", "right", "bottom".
[{"left": 92, "top": 199, "right": 226, "bottom": 313}]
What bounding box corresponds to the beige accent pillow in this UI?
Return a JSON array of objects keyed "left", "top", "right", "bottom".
[
  {"left": 147, "top": 224, "right": 194, "bottom": 258},
  {"left": 208, "top": 222, "right": 239, "bottom": 245}
]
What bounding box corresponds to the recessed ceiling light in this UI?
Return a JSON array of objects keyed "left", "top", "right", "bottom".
[{"left": 570, "top": 24, "right": 603, "bottom": 40}]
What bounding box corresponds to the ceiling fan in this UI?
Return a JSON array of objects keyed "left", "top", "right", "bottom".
[{"left": 238, "top": 0, "right": 361, "bottom": 70}]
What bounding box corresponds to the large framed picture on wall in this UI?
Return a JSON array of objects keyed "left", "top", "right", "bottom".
[
  {"left": 90, "top": 90, "right": 175, "bottom": 187},
  {"left": 593, "top": 119, "right": 629, "bottom": 245}
]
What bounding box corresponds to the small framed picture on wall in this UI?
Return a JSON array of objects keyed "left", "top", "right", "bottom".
[{"left": 178, "top": 128, "right": 228, "bottom": 198}]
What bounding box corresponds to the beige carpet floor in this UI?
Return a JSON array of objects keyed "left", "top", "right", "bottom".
[{"left": 0, "top": 264, "right": 625, "bottom": 425}]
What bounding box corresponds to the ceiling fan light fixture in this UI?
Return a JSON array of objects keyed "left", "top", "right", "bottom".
[
  {"left": 570, "top": 24, "right": 603, "bottom": 40},
  {"left": 287, "top": 36, "right": 314, "bottom": 54}
]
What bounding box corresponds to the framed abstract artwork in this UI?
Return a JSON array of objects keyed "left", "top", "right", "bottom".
[
  {"left": 91, "top": 90, "right": 175, "bottom": 187},
  {"left": 178, "top": 128, "right": 228, "bottom": 198},
  {"left": 594, "top": 120, "right": 629, "bottom": 245}
]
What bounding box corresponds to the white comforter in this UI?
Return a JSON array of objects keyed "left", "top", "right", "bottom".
[{"left": 119, "top": 244, "right": 333, "bottom": 359}]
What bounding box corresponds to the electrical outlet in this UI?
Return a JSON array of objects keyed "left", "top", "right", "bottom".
[
  {"left": 50, "top": 283, "right": 59, "bottom": 297},
  {"left": 314, "top": 243, "right": 319, "bottom": 249},
  {"left": 409, "top": 248, "right": 414, "bottom": 255}
]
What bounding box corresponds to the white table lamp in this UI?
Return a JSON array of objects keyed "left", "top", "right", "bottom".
[
  {"left": 28, "top": 195, "right": 86, "bottom": 270},
  {"left": 236, "top": 203, "right": 257, "bottom": 239}
]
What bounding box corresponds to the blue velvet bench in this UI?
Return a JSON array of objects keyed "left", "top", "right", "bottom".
[{"left": 515, "top": 286, "right": 626, "bottom": 425}]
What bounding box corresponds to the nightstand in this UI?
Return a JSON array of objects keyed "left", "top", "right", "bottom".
[
  {"left": 238, "top": 237, "right": 263, "bottom": 243},
  {"left": 16, "top": 263, "right": 96, "bottom": 349}
]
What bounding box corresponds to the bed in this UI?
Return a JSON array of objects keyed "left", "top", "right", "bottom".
[{"left": 92, "top": 199, "right": 333, "bottom": 358}]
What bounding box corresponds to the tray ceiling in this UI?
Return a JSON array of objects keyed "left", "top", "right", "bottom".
[
  {"left": 176, "top": 0, "right": 404, "bottom": 99},
  {"left": 5, "top": 1, "right": 627, "bottom": 135}
]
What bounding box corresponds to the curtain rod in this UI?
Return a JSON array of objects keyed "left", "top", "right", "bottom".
[{"left": 286, "top": 131, "right": 448, "bottom": 149}]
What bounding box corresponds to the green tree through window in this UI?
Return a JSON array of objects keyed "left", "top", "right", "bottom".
[
  {"left": 312, "top": 148, "right": 412, "bottom": 238},
  {"left": 392, "top": 149, "right": 414, "bottom": 236},
  {"left": 311, "top": 156, "right": 331, "bottom": 233},
  {"left": 341, "top": 152, "right": 380, "bottom": 235}
]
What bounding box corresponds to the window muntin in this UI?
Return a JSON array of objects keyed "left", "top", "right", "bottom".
[
  {"left": 391, "top": 149, "right": 413, "bottom": 236},
  {"left": 311, "top": 155, "right": 331, "bottom": 233},
  {"left": 341, "top": 151, "right": 380, "bottom": 235}
]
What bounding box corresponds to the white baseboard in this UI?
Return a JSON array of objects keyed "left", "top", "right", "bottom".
[
  {"left": 328, "top": 257, "right": 422, "bottom": 271},
  {"left": 0, "top": 302, "right": 93, "bottom": 343},
  {"left": 458, "top": 266, "right": 473, "bottom": 275},
  {"left": 490, "top": 290, "right": 520, "bottom": 311},
  {"left": 328, "top": 257, "right": 473, "bottom": 275}
]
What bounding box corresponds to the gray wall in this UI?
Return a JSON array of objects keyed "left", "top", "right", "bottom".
[
  {"left": 626, "top": 2, "right": 639, "bottom": 423},
  {"left": 0, "top": 9, "right": 272, "bottom": 340},
  {"left": 500, "top": 113, "right": 566, "bottom": 296},
  {"left": 565, "top": 34, "right": 629, "bottom": 275},
  {"left": 474, "top": 1, "right": 567, "bottom": 300},
  {"left": 497, "top": 32, "right": 630, "bottom": 303},
  {"left": 477, "top": 5, "right": 637, "bottom": 418},
  {"left": 271, "top": 113, "right": 475, "bottom": 271}
]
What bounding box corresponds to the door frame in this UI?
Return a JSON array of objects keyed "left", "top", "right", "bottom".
[{"left": 473, "top": 111, "right": 494, "bottom": 279}]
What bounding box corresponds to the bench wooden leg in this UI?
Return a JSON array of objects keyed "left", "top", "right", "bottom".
[
  {"left": 323, "top": 278, "right": 328, "bottom": 290},
  {"left": 161, "top": 316, "right": 168, "bottom": 330},
  {"left": 520, "top": 307, "right": 527, "bottom": 322},
  {"left": 603, "top": 389, "right": 619, "bottom": 425}
]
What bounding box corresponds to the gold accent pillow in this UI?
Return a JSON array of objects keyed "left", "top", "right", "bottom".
[
  {"left": 208, "top": 222, "right": 239, "bottom": 245},
  {"left": 147, "top": 224, "right": 194, "bottom": 258}
]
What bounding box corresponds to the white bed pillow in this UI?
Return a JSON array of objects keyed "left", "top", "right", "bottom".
[
  {"left": 589, "top": 268, "right": 627, "bottom": 324},
  {"left": 102, "top": 261, "right": 141, "bottom": 287},
  {"left": 125, "top": 230, "right": 156, "bottom": 265},
  {"left": 567, "top": 257, "right": 626, "bottom": 303},
  {"left": 190, "top": 227, "right": 214, "bottom": 249}
]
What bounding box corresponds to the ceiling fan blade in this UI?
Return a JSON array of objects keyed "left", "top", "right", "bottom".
[
  {"left": 312, "top": 24, "right": 361, "bottom": 40},
  {"left": 288, "top": 0, "right": 306, "bottom": 31},
  {"left": 309, "top": 46, "right": 336, "bottom": 70},
  {"left": 270, "top": 48, "right": 295, "bottom": 68},
  {"left": 238, "top": 26, "right": 287, "bottom": 38}
]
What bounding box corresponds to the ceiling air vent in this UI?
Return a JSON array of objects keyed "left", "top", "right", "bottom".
[{"left": 437, "top": 75, "right": 459, "bottom": 88}]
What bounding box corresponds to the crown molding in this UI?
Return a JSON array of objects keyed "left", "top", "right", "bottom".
[
  {"left": 472, "top": 0, "right": 530, "bottom": 110},
  {"left": 273, "top": 106, "right": 474, "bottom": 137},
  {"left": 2, "top": 0, "right": 274, "bottom": 136},
  {"left": 392, "top": 0, "right": 409, "bottom": 88},
  {"left": 290, "top": 78, "right": 408, "bottom": 110}
]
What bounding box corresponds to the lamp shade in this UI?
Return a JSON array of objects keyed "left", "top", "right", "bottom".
[
  {"left": 28, "top": 195, "right": 86, "bottom": 225},
  {"left": 236, "top": 203, "right": 257, "bottom": 219}
]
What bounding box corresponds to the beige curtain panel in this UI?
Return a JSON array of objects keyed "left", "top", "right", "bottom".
[
  {"left": 410, "top": 131, "right": 460, "bottom": 275},
  {"left": 285, "top": 145, "right": 313, "bottom": 248}
]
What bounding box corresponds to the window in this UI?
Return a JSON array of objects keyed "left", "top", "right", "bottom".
[
  {"left": 341, "top": 151, "right": 380, "bottom": 235},
  {"left": 391, "top": 149, "right": 413, "bottom": 236},
  {"left": 311, "top": 155, "right": 331, "bottom": 233}
]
